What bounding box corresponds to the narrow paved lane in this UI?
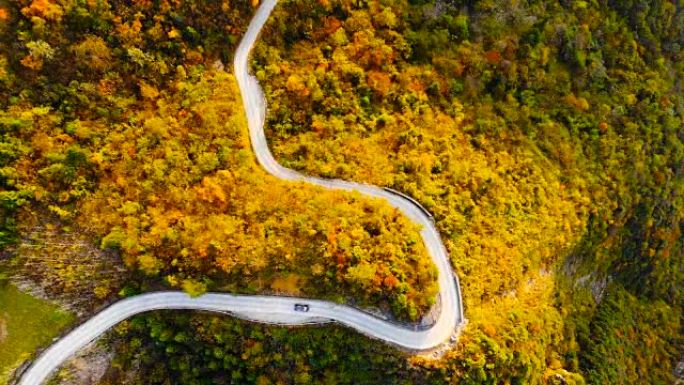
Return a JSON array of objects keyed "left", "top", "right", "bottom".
[{"left": 18, "top": 1, "right": 464, "bottom": 383}]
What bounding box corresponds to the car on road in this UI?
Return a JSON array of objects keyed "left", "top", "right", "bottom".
[{"left": 294, "top": 304, "right": 309, "bottom": 312}]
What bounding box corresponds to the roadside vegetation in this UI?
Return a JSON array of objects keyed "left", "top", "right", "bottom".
[
  {"left": 0, "top": 0, "right": 438, "bottom": 323},
  {"left": 249, "top": 0, "right": 683, "bottom": 383},
  {"left": 100, "top": 311, "right": 420, "bottom": 385}
]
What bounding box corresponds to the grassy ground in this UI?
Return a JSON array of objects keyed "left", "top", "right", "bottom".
[{"left": 0, "top": 281, "right": 75, "bottom": 384}]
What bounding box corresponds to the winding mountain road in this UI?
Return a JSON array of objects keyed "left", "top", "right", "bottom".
[{"left": 17, "top": 1, "right": 464, "bottom": 383}]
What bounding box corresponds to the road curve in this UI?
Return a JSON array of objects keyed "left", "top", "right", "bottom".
[
  {"left": 234, "top": 0, "right": 464, "bottom": 350},
  {"left": 18, "top": 1, "right": 465, "bottom": 383}
]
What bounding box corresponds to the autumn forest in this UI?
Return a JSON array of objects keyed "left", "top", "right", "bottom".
[{"left": 0, "top": 0, "right": 682, "bottom": 384}]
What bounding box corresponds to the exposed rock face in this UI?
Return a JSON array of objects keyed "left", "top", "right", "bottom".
[
  {"left": 49, "top": 340, "right": 114, "bottom": 385},
  {"left": 212, "top": 59, "right": 225, "bottom": 72},
  {"left": 10, "top": 220, "right": 126, "bottom": 318},
  {"left": 675, "top": 357, "right": 684, "bottom": 385}
]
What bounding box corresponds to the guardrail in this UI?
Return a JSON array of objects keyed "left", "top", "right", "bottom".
[{"left": 382, "top": 187, "right": 435, "bottom": 222}]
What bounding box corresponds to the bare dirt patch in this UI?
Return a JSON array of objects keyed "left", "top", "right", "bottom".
[
  {"left": 50, "top": 339, "right": 114, "bottom": 385},
  {"left": 0, "top": 314, "right": 7, "bottom": 342}
]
